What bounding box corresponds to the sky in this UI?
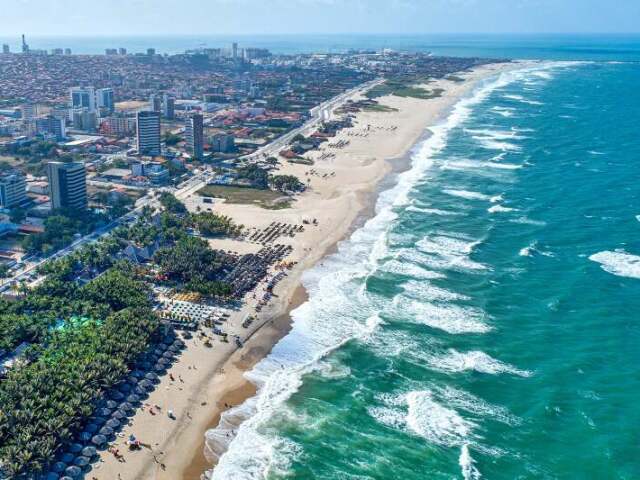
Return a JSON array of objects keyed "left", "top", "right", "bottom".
[{"left": 2, "top": 0, "right": 639, "bottom": 36}]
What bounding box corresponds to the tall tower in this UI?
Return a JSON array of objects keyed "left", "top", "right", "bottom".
[
  {"left": 46, "top": 162, "right": 87, "bottom": 210},
  {"left": 136, "top": 111, "right": 161, "bottom": 156},
  {"left": 21, "top": 34, "right": 29, "bottom": 54},
  {"left": 184, "top": 113, "right": 204, "bottom": 160}
]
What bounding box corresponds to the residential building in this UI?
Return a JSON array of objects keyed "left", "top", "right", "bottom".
[
  {"left": 136, "top": 111, "right": 161, "bottom": 156},
  {"left": 46, "top": 161, "right": 87, "bottom": 210},
  {"left": 0, "top": 172, "right": 27, "bottom": 208},
  {"left": 149, "top": 94, "right": 162, "bottom": 113},
  {"left": 71, "top": 108, "right": 97, "bottom": 132},
  {"left": 185, "top": 113, "right": 204, "bottom": 159},
  {"left": 162, "top": 94, "right": 175, "bottom": 119},
  {"left": 119, "top": 47, "right": 127, "bottom": 55},
  {"left": 34, "top": 115, "right": 66, "bottom": 140},
  {"left": 101, "top": 115, "right": 135, "bottom": 136},
  {"left": 210, "top": 133, "right": 235, "bottom": 153},
  {"left": 69, "top": 86, "right": 96, "bottom": 112},
  {"left": 2, "top": 44, "right": 10, "bottom": 54},
  {"left": 96, "top": 88, "right": 115, "bottom": 114}
]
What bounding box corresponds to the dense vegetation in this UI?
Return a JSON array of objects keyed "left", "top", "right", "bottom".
[
  {"left": 158, "top": 191, "right": 187, "bottom": 215},
  {"left": 21, "top": 209, "right": 106, "bottom": 255},
  {"left": 269, "top": 174, "right": 306, "bottom": 193},
  {"left": 0, "top": 263, "right": 158, "bottom": 476},
  {"left": 190, "top": 211, "right": 243, "bottom": 237}
]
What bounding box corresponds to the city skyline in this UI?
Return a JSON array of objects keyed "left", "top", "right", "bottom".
[{"left": 1, "top": 0, "right": 639, "bottom": 36}]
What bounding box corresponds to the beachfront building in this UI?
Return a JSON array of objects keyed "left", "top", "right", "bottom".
[
  {"left": 136, "top": 111, "right": 161, "bottom": 156},
  {"left": 184, "top": 113, "right": 204, "bottom": 160},
  {"left": 46, "top": 161, "right": 87, "bottom": 210},
  {"left": 0, "top": 172, "right": 27, "bottom": 208}
]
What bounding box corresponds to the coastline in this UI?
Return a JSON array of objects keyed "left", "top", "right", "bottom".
[{"left": 90, "top": 61, "right": 516, "bottom": 480}]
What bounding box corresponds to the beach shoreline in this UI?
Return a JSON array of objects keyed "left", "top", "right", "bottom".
[{"left": 90, "top": 61, "right": 517, "bottom": 480}]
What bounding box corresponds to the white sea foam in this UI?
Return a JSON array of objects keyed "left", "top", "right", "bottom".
[
  {"left": 425, "top": 349, "right": 532, "bottom": 377},
  {"left": 391, "top": 296, "right": 491, "bottom": 334},
  {"left": 443, "top": 189, "right": 492, "bottom": 201},
  {"left": 589, "top": 250, "right": 640, "bottom": 279},
  {"left": 492, "top": 106, "right": 515, "bottom": 117},
  {"left": 380, "top": 259, "right": 446, "bottom": 280},
  {"left": 209, "top": 61, "right": 571, "bottom": 479},
  {"left": 504, "top": 93, "right": 544, "bottom": 106},
  {"left": 442, "top": 159, "right": 522, "bottom": 172},
  {"left": 488, "top": 204, "right": 517, "bottom": 213},
  {"left": 415, "top": 233, "right": 487, "bottom": 272},
  {"left": 402, "top": 279, "right": 470, "bottom": 302},
  {"left": 435, "top": 385, "right": 521, "bottom": 426},
  {"left": 510, "top": 216, "right": 547, "bottom": 227},
  {"left": 460, "top": 444, "right": 482, "bottom": 480},
  {"left": 406, "top": 205, "right": 461, "bottom": 216},
  {"left": 636, "top": 215, "right": 640, "bottom": 223}
]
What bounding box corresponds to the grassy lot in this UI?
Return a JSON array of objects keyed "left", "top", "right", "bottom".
[
  {"left": 362, "top": 104, "right": 399, "bottom": 113},
  {"left": 197, "top": 184, "right": 292, "bottom": 209}
]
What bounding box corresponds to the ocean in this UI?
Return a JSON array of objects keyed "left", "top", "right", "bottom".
[{"left": 203, "top": 43, "right": 640, "bottom": 479}]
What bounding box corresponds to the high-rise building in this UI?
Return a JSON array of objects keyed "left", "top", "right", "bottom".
[
  {"left": 0, "top": 172, "right": 27, "bottom": 208},
  {"left": 2, "top": 44, "right": 9, "bottom": 54},
  {"left": 105, "top": 48, "right": 118, "bottom": 55},
  {"left": 232, "top": 42, "right": 238, "bottom": 59},
  {"left": 46, "top": 162, "right": 87, "bottom": 210},
  {"left": 69, "top": 87, "right": 96, "bottom": 112},
  {"left": 64, "top": 48, "right": 72, "bottom": 55},
  {"left": 184, "top": 113, "right": 204, "bottom": 160},
  {"left": 149, "top": 94, "right": 162, "bottom": 113},
  {"left": 96, "top": 88, "right": 115, "bottom": 113},
  {"left": 34, "top": 115, "right": 66, "bottom": 140},
  {"left": 119, "top": 47, "right": 127, "bottom": 55},
  {"left": 136, "top": 111, "right": 161, "bottom": 156},
  {"left": 21, "top": 34, "right": 29, "bottom": 54},
  {"left": 147, "top": 48, "right": 156, "bottom": 56},
  {"left": 100, "top": 115, "right": 135, "bottom": 137},
  {"left": 71, "top": 108, "right": 98, "bottom": 132},
  {"left": 51, "top": 48, "right": 63, "bottom": 55},
  {"left": 162, "top": 94, "right": 175, "bottom": 119},
  {"left": 210, "top": 133, "right": 235, "bottom": 153},
  {"left": 20, "top": 104, "right": 36, "bottom": 122}
]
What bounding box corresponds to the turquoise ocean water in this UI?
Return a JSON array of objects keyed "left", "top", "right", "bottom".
[{"left": 204, "top": 43, "right": 640, "bottom": 479}]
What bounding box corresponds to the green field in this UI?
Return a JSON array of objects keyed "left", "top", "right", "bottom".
[{"left": 197, "top": 184, "right": 292, "bottom": 209}]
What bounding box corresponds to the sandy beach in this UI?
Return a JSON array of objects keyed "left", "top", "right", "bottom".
[{"left": 90, "top": 61, "right": 514, "bottom": 480}]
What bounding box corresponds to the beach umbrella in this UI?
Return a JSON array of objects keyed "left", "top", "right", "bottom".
[
  {"left": 140, "top": 361, "right": 152, "bottom": 370},
  {"left": 91, "top": 434, "right": 106, "bottom": 446},
  {"left": 44, "top": 473, "right": 60, "bottom": 480},
  {"left": 153, "top": 348, "right": 164, "bottom": 357},
  {"left": 157, "top": 357, "right": 169, "bottom": 365},
  {"left": 90, "top": 416, "right": 107, "bottom": 426},
  {"left": 154, "top": 364, "right": 166, "bottom": 373},
  {"left": 139, "top": 379, "right": 154, "bottom": 390},
  {"left": 82, "top": 446, "right": 97, "bottom": 458},
  {"left": 59, "top": 453, "right": 75, "bottom": 464},
  {"left": 112, "top": 409, "right": 126, "bottom": 420},
  {"left": 78, "top": 432, "right": 92, "bottom": 442},
  {"left": 96, "top": 407, "right": 111, "bottom": 417},
  {"left": 73, "top": 456, "right": 90, "bottom": 468},
  {"left": 105, "top": 400, "right": 118, "bottom": 409},
  {"left": 110, "top": 391, "right": 125, "bottom": 401},
  {"left": 119, "top": 401, "right": 133, "bottom": 412},
  {"left": 134, "top": 385, "right": 148, "bottom": 395},
  {"left": 60, "top": 477, "right": 74, "bottom": 480},
  {"left": 145, "top": 372, "right": 159, "bottom": 381},
  {"left": 127, "top": 375, "right": 139, "bottom": 384},
  {"left": 84, "top": 423, "right": 98, "bottom": 434},
  {"left": 126, "top": 394, "right": 140, "bottom": 404},
  {"left": 106, "top": 418, "right": 120, "bottom": 429},
  {"left": 131, "top": 370, "right": 145, "bottom": 378},
  {"left": 168, "top": 344, "right": 181, "bottom": 353},
  {"left": 51, "top": 461, "right": 67, "bottom": 473},
  {"left": 118, "top": 383, "right": 132, "bottom": 393},
  {"left": 64, "top": 466, "right": 81, "bottom": 478},
  {"left": 99, "top": 426, "right": 114, "bottom": 436},
  {"left": 68, "top": 443, "right": 83, "bottom": 454}
]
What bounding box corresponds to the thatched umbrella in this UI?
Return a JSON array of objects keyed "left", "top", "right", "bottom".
[
  {"left": 73, "top": 456, "right": 90, "bottom": 468},
  {"left": 118, "top": 383, "right": 132, "bottom": 393},
  {"left": 44, "top": 473, "right": 60, "bottom": 480},
  {"left": 126, "top": 394, "right": 140, "bottom": 404},
  {"left": 154, "top": 364, "right": 166, "bottom": 373},
  {"left": 162, "top": 351, "right": 174, "bottom": 359},
  {"left": 139, "top": 379, "right": 154, "bottom": 391},
  {"left": 110, "top": 391, "right": 125, "bottom": 401},
  {"left": 131, "top": 370, "right": 145, "bottom": 378},
  {"left": 51, "top": 461, "right": 67, "bottom": 473},
  {"left": 78, "top": 432, "right": 92, "bottom": 443},
  {"left": 64, "top": 466, "right": 82, "bottom": 478},
  {"left": 91, "top": 434, "right": 107, "bottom": 446},
  {"left": 105, "top": 400, "right": 118, "bottom": 409},
  {"left": 99, "top": 426, "right": 114, "bottom": 436},
  {"left": 96, "top": 407, "right": 112, "bottom": 417},
  {"left": 59, "top": 453, "right": 75, "bottom": 464},
  {"left": 112, "top": 409, "right": 126, "bottom": 420},
  {"left": 105, "top": 418, "right": 120, "bottom": 429},
  {"left": 68, "top": 443, "right": 83, "bottom": 454},
  {"left": 145, "top": 372, "right": 159, "bottom": 382},
  {"left": 119, "top": 401, "right": 134, "bottom": 412},
  {"left": 82, "top": 446, "right": 97, "bottom": 458}
]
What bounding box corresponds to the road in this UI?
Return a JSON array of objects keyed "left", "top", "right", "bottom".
[{"left": 0, "top": 79, "right": 381, "bottom": 293}]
